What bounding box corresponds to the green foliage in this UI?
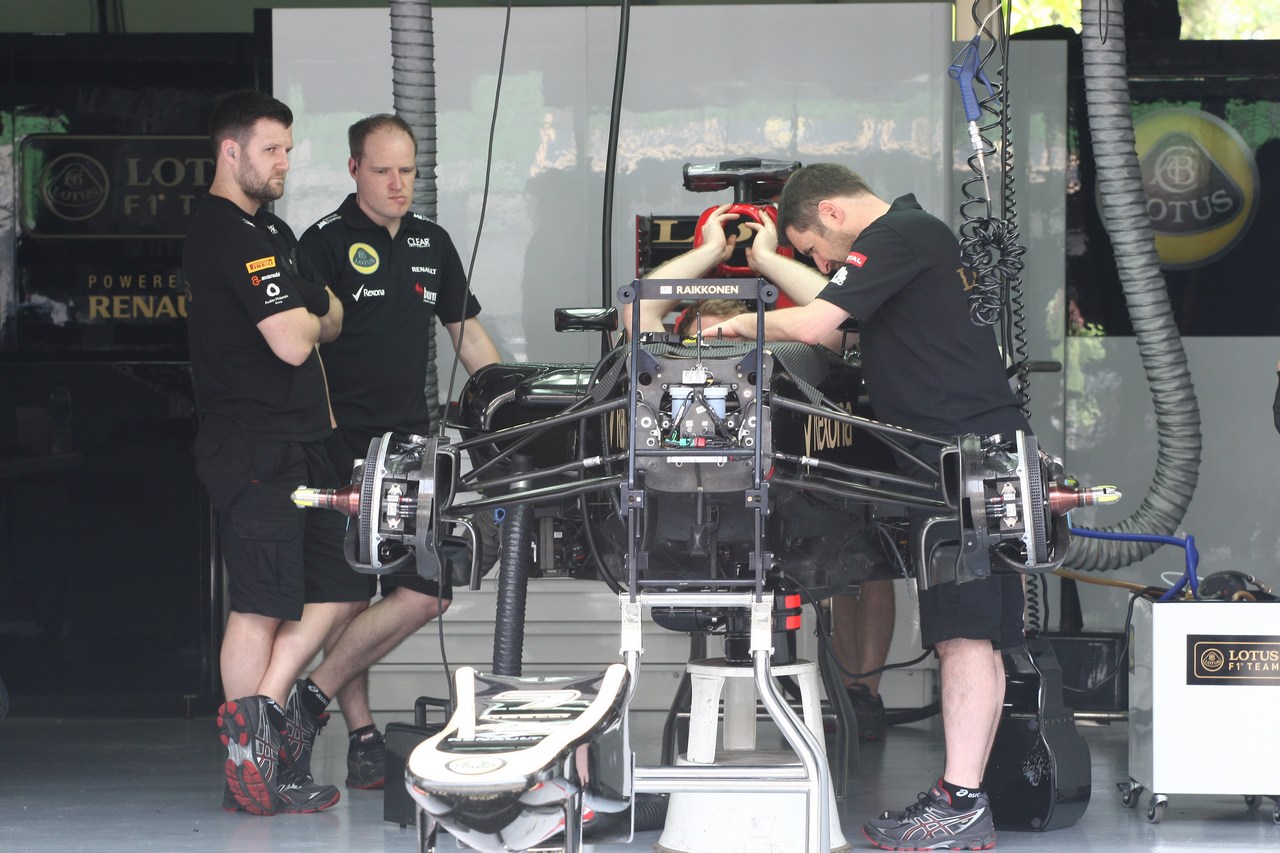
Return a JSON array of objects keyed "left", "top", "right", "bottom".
[
  {"left": 1009, "top": 0, "right": 1080, "bottom": 34},
  {"left": 1007, "top": 1, "right": 1280, "bottom": 40}
]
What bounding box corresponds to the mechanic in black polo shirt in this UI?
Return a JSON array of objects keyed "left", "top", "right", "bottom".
[
  {"left": 705, "top": 163, "right": 1028, "bottom": 851},
  {"left": 289, "top": 113, "right": 500, "bottom": 790},
  {"left": 185, "top": 90, "right": 361, "bottom": 816}
]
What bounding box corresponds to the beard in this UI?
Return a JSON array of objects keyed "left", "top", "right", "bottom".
[{"left": 237, "top": 158, "right": 284, "bottom": 204}]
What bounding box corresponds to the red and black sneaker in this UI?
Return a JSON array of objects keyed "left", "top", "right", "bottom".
[
  {"left": 219, "top": 695, "right": 340, "bottom": 815},
  {"left": 217, "top": 696, "right": 283, "bottom": 815},
  {"left": 864, "top": 783, "right": 995, "bottom": 851},
  {"left": 345, "top": 727, "right": 386, "bottom": 790},
  {"left": 282, "top": 681, "right": 329, "bottom": 781},
  {"left": 274, "top": 762, "right": 341, "bottom": 813},
  {"left": 848, "top": 683, "right": 888, "bottom": 742}
]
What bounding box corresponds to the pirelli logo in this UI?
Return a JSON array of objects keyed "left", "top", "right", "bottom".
[{"left": 245, "top": 256, "right": 276, "bottom": 273}]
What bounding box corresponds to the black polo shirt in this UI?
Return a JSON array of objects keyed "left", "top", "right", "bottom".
[
  {"left": 816, "top": 194, "right": 1026, "bottom": 440},
  {"left": 299, "top": 194, "right": 482, "bottom": 435},
  {"left": 184, "top": 195, "right": 331, "bottom": 441}
]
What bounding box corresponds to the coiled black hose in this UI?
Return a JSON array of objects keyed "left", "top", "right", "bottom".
[
  {"left": 492, "top": 497, "right": 534, "bottom": 677},
  {"left": 1067, "top": 0, "right": 1202, "bottom": 570},
  {"left": 957, "top": 3, "right": 1030, "bottom": 414},
  {"left": 389, "top": 0, "right": 441, "bottom": 424}
]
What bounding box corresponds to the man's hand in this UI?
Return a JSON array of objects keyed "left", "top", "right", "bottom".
[
  {"left": 744, "top": 209, "right": 779, "bottom": 267},
  {"left": 703, "top": 313, "right": 752, "bottom": 339},
  {"left": 317, "top": 286, "right": 343, "bottom": 343},
  {"left": 698, "top": 202, "right": 740, "bottom": 266}
]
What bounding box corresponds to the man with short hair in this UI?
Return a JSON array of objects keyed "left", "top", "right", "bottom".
[
  {"left": 288, "top": 113, "right": 500, "bottom": 790},
  {"left": 707, "top": 162, "right": 1029, "bottom": 849},
  {"left": 185, "top": 89, "right": 361, "bottom": 815}
]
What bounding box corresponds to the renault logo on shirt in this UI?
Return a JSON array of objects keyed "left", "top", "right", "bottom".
[
  {"left": 411, "top": 266, "right": 437, "bottom": 274},
  {"left": 348, "top": 243, "right": 381, "bottom": 274}
]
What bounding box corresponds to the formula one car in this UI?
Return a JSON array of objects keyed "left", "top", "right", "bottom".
[{"left": 293, "top": 274, "right": 1116, "bottom": 853}]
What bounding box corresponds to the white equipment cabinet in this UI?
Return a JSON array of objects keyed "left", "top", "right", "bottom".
[{"left": 1125, "top": 597, "right": 1280, "bottom": 823}]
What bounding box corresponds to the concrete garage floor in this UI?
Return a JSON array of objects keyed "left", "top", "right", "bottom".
[{"left": 1, "top": 708, "right": 1277, "bottom": 853}]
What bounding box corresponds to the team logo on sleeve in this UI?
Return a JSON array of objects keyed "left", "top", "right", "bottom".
[
  {"left": 830, "top": 268, "right": 848, "bottom": 287},
  {"left": 348, "top": 243, "right": 381, "bottom": 275},
  {"left": 845, "top": 251, "right": 867, "bottom": 268},
  {"left": 245, "top": 256, "right": 276, "bottom": 273}
]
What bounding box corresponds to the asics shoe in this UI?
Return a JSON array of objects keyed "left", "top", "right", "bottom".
[
  {"left": 274, "top": 763, "right": 341, "bottom": 813},
  {"left": 217, "top": 696, "right": 284, "bottom": 816},
  {"left": 863, "top": 783, "right": 996, "bottom": 851},
  {"left": 848, "top": 683, "right": 888, "bottom": 742},
  {"left": 282, "top": 681, "right": 329, "bottom": 780},
  {"left": 346, "top": 727, "right": 387, "bottom": 790}
]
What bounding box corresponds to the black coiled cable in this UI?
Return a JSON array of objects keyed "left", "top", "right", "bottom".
[
  {"left": 1024, "top": 573, "right": 1042, "bottom": 634},
  {"left": 957, "top": 1, "right": 1032, "bottom": 415}
]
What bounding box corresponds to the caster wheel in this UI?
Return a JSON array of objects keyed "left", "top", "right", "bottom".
[
  {"left": 1121, "top": 786, "right": 1142, "bottom": 808},
  {"left": 1272, "top": 802, "right": 1280, "bottom": 825},
  {"left": 1147, "top": 799, "right": 1166, "bottom": 824},
  {"left": 1245, "top": 795, "right": 1261, "bottom": 810}
]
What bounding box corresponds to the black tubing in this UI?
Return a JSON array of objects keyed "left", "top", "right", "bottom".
[
  {"left": 1068, "top": 0, "right": 1202, "bottom": 570},
  {"left": 389, "top": 0, "right": 442, "bottom": 426},
  {"left": 492, "top": 497, "right": 534, "bottom": 677}
]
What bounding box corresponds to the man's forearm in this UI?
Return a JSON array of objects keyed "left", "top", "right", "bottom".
[
  {"left": 751, "top": 252, "right": 828, "bottom": 305},
  {"left": 317, "top": 288, "right": 343, "bottom": 343},
  {"left": 645, "top": 241, "right": 723, "bottom": 281}
]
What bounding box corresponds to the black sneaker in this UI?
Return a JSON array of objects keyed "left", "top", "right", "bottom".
[
  {"left": 217, "top": 696, "right": 283, "bottom": 816},
  {"left": 848, "top": 684, "right": 888, "bottom": 741},
  {"left": 274, "top": 763, "right": 341, "bottom": 814},
  {"left": 863, "top": 784, "right": 995, "bottom": 851},
  {"left": 346, "top": 727, "right": 386, "bottom": 790},
  {"left": 282, "top": 681, "right": 329, "bottom": 780}
]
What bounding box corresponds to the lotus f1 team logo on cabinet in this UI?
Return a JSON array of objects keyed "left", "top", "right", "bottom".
[
  {"left": 1129, "top": 108, "right": 1259, "bottom": 270},
  {"left": 1187, "top": 635, "right": 1280, "bottom": 686}
]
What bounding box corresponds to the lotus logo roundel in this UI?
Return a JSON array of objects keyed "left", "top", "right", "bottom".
[
  {"left": 446, "top": 756, "right": 506, "bottom": 775},
  {"left": 348, "top": 243, "right": 380, "bottom": 275},
  {"left": 1199, "top": 647, "right": 1225, "bottom": 673},
  {"left": 1132, "top": 108, "right": 1259, "bottom": 270},
  {"left": 40, "top": 153, "right": 110, "bottom": 221}
]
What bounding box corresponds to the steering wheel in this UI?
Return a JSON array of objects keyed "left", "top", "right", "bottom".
[{"left": 693, "top": 203, "right": 793, "bottom": 277}]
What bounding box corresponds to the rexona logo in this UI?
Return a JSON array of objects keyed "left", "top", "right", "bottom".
[
  {"left": 1132, "top": 108, "right": 1259, "bottom": 270},
  {"left": 351, "top": 284, "right": 386, "bottom": 302},
  {"left": 348, "top": 242, "right": 380, "bottom": 275}
]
